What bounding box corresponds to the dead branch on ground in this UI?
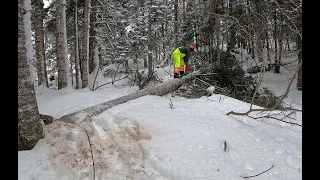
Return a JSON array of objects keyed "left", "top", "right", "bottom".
[
  {"left": 85, "top": 130, "right": 95, "bottom": 180},
  {"left": 242, "top": 163, "right": 276, "bottom": 179},
  {"left": 227, "top": 61, "right": 302, "bottom": 125},
  {"left": 94, "top": 76, "right": 128, "bottom": 90},
  {"left": 247, "top": 111, "right": 301, "bottom": 127}
]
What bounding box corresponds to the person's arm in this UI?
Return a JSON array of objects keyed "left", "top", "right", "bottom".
[{"left": 179, "top": 47, "right": 191, "bottom": 63}]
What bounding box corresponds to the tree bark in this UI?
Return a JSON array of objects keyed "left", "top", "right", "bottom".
[
  {"left": 254, "top": 1, "right": 264, "bottom": 63},
  {"left": 273, "top": 10, "right": 280, "bottom": 73},
  {"left": 58, "top": 73, "right": 197, "bottom": 123},
  {"left": 19, "top": 0, "right": 44, "bottom": 150},
  {"left": 74, "top": 0, "right": 80, "bottom": 89},
  {"left": 174, "top": 0, "right": 178, "bottom": 47},
  {"left": 88, "top": 0, "right": 102, "bottom": 90},
  {"left": 56, "top": 0, "right": 70, "bottom": 89},
  {"left": 296, "top": 12, "right": 302, "bottom": 91},
  {"left": 148, "top": 0, "right": 153, "bottom": 76},
  {"left": 88, "top": 0, "right": 97, "bottom": 74},
  {"left": 250, "top": 26, "right": 255, "bottom": 60},
  {"left": 228, "top": 0, "right": 236, "bottom": 51},
  {"left": 98, "top": 45, "right": 103, "bottom": 69},
  {"left": 81, "top": 0, "right": 90, "bottom": 88},
  {"left": 278, "top": 14, "right": 284, "bottom": 63},
  {"left": 265, "top": 27, "right": 271, "bottom": 62},
  {"left": 32, "top": 0, "right": 48, "bottom": 87},
  {"left": 144, "top": 57, "right": 147, "bottom": 69},
  {"left": 286, "top": 36, "right": 291, "bottom": 51},
  {"left": 297, "top": 44, "right": 302, "bottom": 91},
  {"left": 182, "top": 0, "right": 186, "bottom": 23},
  {"left": 70, "top": 47, "right": 74, "bottom": 86}
]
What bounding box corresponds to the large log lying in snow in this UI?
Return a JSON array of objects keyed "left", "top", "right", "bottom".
[{"left": 58, "top": 73, "right": 196, "bottom": 123}]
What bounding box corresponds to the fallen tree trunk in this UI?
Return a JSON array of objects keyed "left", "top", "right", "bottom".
[{"left": 58, "top": 73, "right": 196, "bottom": 124}]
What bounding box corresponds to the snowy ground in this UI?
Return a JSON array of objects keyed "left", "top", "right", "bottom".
[{"left": 19, "top": 50, "right": 302, "bottom": 180}]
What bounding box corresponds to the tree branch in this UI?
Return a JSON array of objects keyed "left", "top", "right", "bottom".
[
  {"left": 94, "top": 76, "right": 128, "bottom": 91},
  {"left": 247, "top": 113, "right": 302, "bottom": 127},
  {"left": 84, "top": 130, "right": 95, "bottom": 180},
  {"left": 242, "top": 163, "right": 276, "bottom": 179}
]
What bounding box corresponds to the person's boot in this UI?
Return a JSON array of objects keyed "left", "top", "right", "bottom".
[
  {"left": 179, "top": 71, "right": 185, "bottom": 77},
  {"left": 174, "top": 73, "right": 180, "bottom": 78}
]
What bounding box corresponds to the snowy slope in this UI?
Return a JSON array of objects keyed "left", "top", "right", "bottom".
[
  {"left": 19, "top": 94, "right": 301, "bottom": 180},
  {"left": 97, "top": 95, "right": 301, "bottom": 180},
  {"left": 19, "top": 49, "right": 302, "bottom": 180}
]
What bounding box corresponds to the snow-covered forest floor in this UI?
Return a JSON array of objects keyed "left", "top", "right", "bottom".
[{"left": 18, "top": 49, "right": 302, "bottom": 180}]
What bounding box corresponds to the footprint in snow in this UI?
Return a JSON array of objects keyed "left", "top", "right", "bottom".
[
  {"left": 285, "top": 148, "right": 292, "bottom": 153},
  {"left": 276, "top": 137, "right": 286, "bottom": 142},
  {"left": 285, "top": 154, "right": 301, "bottom": 169},
  {"left": 275, "top": 150, "right": 283, "bottom": 155},
  {"left": 198, "top": 144, "right": 205, "bottom": 149},
  {"left": 153, "top": 153, "right": 170, "bottom": 163},
  {"left": 202, "top": 132, "right": 211, "bottom": 138},
  {"left": 245, "top": 161, "right": 254, "bottom": 171}
]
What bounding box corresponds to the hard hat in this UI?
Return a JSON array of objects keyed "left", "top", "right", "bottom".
[{"left": 189, "top": 44, "right": 195, "bottom": 52}]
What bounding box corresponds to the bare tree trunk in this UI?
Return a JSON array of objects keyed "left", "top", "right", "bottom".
[
  {"left": 148, "top": 0, "right": 153, "bottom": 76},
  {"left": 194, "top": 23, "right": 198, "bottom": 50},
  {"left": 228, "top": 0, "right": 236, "bottom": 51},
  {"left": 286, "top": 36, "right": 291, "bottom": 51},
  {"left": 174, "top": 0, "right": 178, "bottom": 47},
  {"left": 278, "top": 14, "right": 284, "bottom": 62},
  {"left": 256, "top": 36, "right": 264, "bottom": 63},
  {"left": 255, "top": 27, "right": 264, "bottom": 63},
  {"left": 56, "top": 0, "right": 70, "bottom": 89},
  {"left": 246, "top": 0, "right": 253, "bottom": 59},
  {"left": 18, "top": 120, "right": 24, "bottom": 151},
  {"left": 32, "top": 0, "right": 47, "bottom": 87},
  {"left": 265, "top": 28, "right": 271, "bottom": 62},
  {"left": 74, "top": 0, "right": 80, "bottom": 89},
  {"left": 164, "top": 0, "right": 168, "bottom": 64},
  {"left": 216, "top": 18, "right": 221, "bottom": 61},
  {"left": 208, "top": 35, "right": 212, "bottom": 61},
  {"left": 250, "top": 27, "right": 255, "bottom": 60},
  {"left": 297, "top": 42, "right": 302, "bottom": 91},
  {"left": 162, "top": 22, "right": 166, "bottom": 63},
  {"left": 18, "top": 0, "right": 44, "bottom": 150},
  {"left": 296, "top": 12, "right": 302, "bottom": 91},
  {"left": 88, "top": 0, "right": 97, "bottom": 75},
  {"left": 273, "top": 10, "right": 280, "bottom": 73},
  {"left": 144, "top": 57, "right": 147, "bottom": 69},
  {"left": 81, "top": 0, "right": 90, "bottom": 88},
  {"left": 88, "top": 0, "right": 101, "bottom": 90},
  {"left": 98, "top": 45, "right": 103, "bottom": 69},
  {"left": 70, "top": 48, "right": 74, "bottom": 86},
  {"left": 58, "top": 73, "right": 197, "bottom": 123},
  {"left": 182, "top": 0, "right": 186, "bottom": 23}
]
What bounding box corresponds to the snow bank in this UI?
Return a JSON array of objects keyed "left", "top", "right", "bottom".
[
  {"left": 19, "top": 94, "right": 301, "bottom": 180},
  {"left": 21, "top": 54, "right": 301, "bottom": 179}
]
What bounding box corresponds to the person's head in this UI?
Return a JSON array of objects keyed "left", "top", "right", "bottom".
[{"left": 189, "top": 44, "right": 196, "bottom": 52}]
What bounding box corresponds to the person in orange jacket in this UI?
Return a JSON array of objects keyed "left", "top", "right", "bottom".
[{"left": 171, "top": 44, "right": 195, "bottom": 78}]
